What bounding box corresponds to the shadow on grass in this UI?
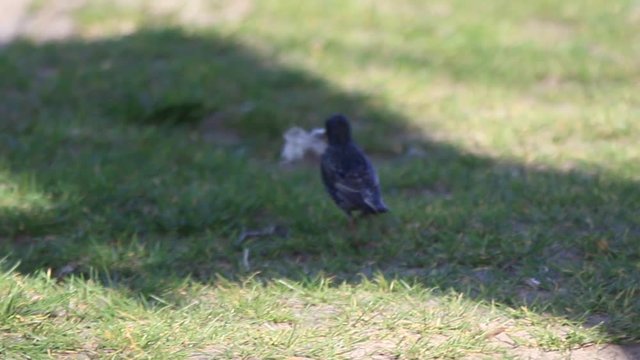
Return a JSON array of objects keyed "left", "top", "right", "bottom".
[{"left": 0, "top": 29, "right": 639, "bottom": 344}]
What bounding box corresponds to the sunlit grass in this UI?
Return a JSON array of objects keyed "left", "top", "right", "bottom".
[
  {"left": 0, "top": 171, "right": 52, "bottom": 211},
  {"left": 0, "top": 267, "right": 605, "bottom": 358}
]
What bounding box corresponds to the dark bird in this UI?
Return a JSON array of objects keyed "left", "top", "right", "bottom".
[{"left": 321, "top": 114, "right": 389, "bottom": 221}]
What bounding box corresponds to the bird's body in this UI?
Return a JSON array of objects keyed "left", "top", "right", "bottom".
[{"left": 320, "top": 115, "right": 388, "bottom": 218}]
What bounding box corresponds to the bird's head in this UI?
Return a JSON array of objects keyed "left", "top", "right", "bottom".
[{"left": 325, "top": 114, "right": 352, "bottom": 146}]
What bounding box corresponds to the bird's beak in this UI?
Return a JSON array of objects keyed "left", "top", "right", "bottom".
[{"left": 310, "top": 128, "right": 327, "bottom": 141}]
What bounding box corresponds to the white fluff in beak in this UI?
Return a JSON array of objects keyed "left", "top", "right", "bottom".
[{"left": 281, "top": 127, "right": 327, "bottom": 163}]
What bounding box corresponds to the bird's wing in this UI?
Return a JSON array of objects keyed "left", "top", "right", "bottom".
[
  {"left": 332, "top": 163, "right": 382, "bottom": 212},
  {"left": 321, "top": 157, "right": 356, "bottom": 211}
]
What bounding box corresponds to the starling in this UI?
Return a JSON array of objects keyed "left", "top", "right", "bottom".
[{"left": 321, "top": 114, "right": 389, "bottom": 219}]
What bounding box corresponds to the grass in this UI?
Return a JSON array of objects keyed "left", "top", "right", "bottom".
[{"left": 1, "top": 0, "right": 639, "bottom": 358}]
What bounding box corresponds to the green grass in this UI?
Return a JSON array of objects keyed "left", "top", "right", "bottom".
[{"left": 1, "top": 0, "right": 639, "bottom": 358}]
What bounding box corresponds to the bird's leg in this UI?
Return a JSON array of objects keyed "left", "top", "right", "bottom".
[
  {"left": 348, "top": 213, "right": 370, "bottom": 251},
  {"left": 347, "top": 213, "right": 356, "bottom": 233}
]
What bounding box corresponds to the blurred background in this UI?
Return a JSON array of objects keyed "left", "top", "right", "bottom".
[{"left": 2, "top": 0, "right": 639, "bottom": 167}]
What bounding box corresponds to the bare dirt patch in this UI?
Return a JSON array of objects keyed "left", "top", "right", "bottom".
[
  {"left": 149, "top": 0, "right": 253, "bottom": 27},
  {"left": 0, "top": 0, "right": 254, "bottom": 44},
  {"left": 346, "top": 338, "right": 399, "bottom": 360},
  {"left": 507, "top": 344, "right": 640, "bottom": 360},
  {"left": 199, "top": 112, "right": 243, "bottom": 146},
  {"left": 520, "top": 19, "right": 574, "bottom": 48}
]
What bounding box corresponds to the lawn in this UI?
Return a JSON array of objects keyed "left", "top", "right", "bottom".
[{"left": 1, "top": 0, "right": 639, "bottom": 358}]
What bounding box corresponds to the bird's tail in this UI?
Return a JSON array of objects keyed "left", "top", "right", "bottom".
[{"left": 369, "top": 200, "right": 389, "bottom": 214}]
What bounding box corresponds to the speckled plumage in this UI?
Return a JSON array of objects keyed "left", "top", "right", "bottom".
[{"left": 320, "top": 114, "right": 389, "bottom": 217}]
